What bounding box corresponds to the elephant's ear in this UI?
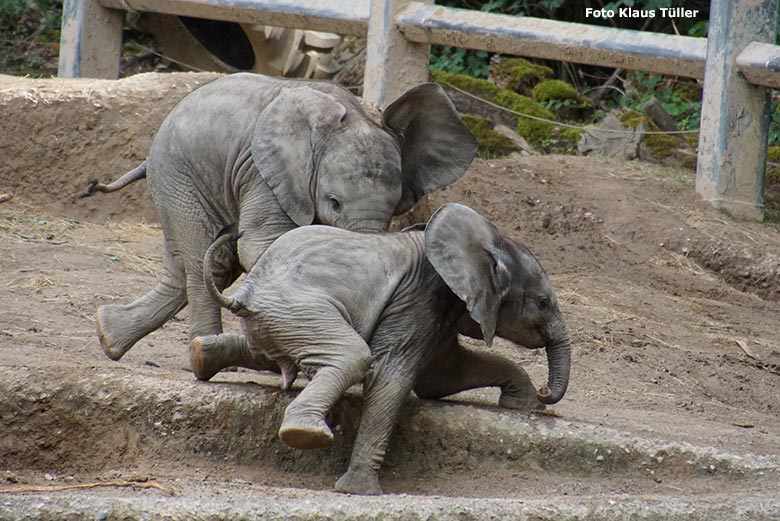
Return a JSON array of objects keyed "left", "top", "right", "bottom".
[
  {"left": 252, "top": 86, "right": 347, "bottom": 226},
  {"left": 425, "top": 204, "right": 512, "bottom": 347},
  {"left": 382, "top": 83, "right": 477, "bottom": 216}
]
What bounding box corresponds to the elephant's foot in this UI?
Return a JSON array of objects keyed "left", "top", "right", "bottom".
[
  {"left": 97, "top": 305, "right": 139, "bottom": 361},
  {"left": 499, "top": 390, "right": 545, "bottom": 411},
  {"left": 190, "top": 335, "right": 225, "bottom": 381},
  {"left": 191, "top": 333, "right": 290, "bottom": 383},
  {"left": 335, "top": 468, "right": 382, "bottom": 495},
  {"left": 278, "top": 414, "right": 333, "bottom": 450}
]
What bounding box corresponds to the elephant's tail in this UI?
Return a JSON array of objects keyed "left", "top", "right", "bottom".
[
  {"left": 204, "top": 231, "right": 246, "bottom": 314},
  {"left": 79, "top": 162, "right": 147, "bottom": 198}
]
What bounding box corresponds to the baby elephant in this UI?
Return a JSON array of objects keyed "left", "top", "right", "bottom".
[{"left": 200, "top": 203, "right": 571, "bottom": 495}]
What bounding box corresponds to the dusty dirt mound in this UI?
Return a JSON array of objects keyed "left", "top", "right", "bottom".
[
  {"left": 0, "top": 72, "right": 221, "bottom": 223},
  {"left": 1, "top": 74, "right": 779, "bottom": 516}
]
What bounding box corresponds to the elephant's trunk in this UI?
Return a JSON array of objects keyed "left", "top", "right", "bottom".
[
  {"left": 536, "top": 331, "right": 571, "bottom": 405},
  {"left": 203, "top": 232, "right": 245, "bottom": 314}
]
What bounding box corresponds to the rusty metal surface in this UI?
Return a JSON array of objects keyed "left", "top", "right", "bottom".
[{"left": 395, "top": 2, "right": 706, "bottom": 79}]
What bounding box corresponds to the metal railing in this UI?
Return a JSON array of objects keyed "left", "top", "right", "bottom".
[{"left": 58, "top": 0, "right": 780, "bottom": 220}]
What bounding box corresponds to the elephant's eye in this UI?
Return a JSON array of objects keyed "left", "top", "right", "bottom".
[
  {"left": 329, "top": 196, "right": 342, "bottom": 214},
  {"left": 538, "top": 296, "right": 550, "bottom": 311}
]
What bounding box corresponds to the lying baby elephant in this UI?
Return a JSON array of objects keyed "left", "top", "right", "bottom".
[{"left": 199, "top": 203, "right": 571, "bottom": 495}]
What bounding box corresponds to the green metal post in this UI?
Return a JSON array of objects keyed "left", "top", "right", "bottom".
[
  {"left": 696, "top": 0, "right": 779, "bottom": 220},
  {"left": 364, "top": 0, "right": 431, "bottom": 108},
  {"left": 58, "top": 0, "right": 124, "bottom": 78}
]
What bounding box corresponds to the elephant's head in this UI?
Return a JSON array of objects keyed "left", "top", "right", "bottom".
[
  {"left": 425, "top": 204, "right": 571, "bottom": 405},
  {"left": 251, "top": 83, "right": 477, "bottom": 231}
]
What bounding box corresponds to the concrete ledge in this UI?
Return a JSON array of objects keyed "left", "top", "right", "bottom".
[
  {"left": 1, "top": 366, "right": 777, "bottom": 519},
  {"left": 3, "top": 489, "right": 780, "bottom": 521}
]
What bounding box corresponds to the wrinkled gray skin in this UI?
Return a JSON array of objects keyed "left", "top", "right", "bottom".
[
  {"left": 199, "top": 203, "right": 571, "bottom": 496},
  {"left": 82, "top": 73, "right": 476, "bottom": 370}
]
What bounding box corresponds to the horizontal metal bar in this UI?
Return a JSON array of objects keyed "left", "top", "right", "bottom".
[
  {"left": 396, "top": 2, "right": 706, "bottom": 79},
  {"left": 99, "top": 0, "right": 370, "bottom": 36},
  {"left": 736, "top": 41, "right": 780, "bottom": 89}
]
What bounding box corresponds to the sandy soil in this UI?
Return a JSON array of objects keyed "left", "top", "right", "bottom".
[{"left": 1, "top": 73, "right": 779, "bottom": 507}]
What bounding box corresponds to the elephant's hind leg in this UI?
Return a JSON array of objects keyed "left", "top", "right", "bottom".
[
  {"left": 413, "top": 338, "right": 543, "bottom": 411},
  {"left": 97, "top": 245, "right": 186, "bottom": 360},
  {"left": 190, "top": 333, "right": 283, "bottom": 382}
]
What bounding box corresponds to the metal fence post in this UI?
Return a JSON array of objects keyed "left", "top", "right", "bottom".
[
  {"left": 695, "top": 0, "right": 779, "bottom": 220},
  {"left": 363, "top": 0, "right": 432, "bottom": 108},
  {"left": 58, "top": 0, "right": 124, "bottom": 78}
]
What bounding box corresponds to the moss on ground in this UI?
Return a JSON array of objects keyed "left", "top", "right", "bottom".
[
  {"left": 618, "top": 109, "right": 652, "bottom": 130},
  {"left": 765, "top": 200, "right": 780, "bottom": 225},
  {"left": 644, "top": 134, "right": 679, "bottom": 159},
  {"left": 559, "top": 127, "right": 583, "bottom": 143},
  {"left": 490, "top": 57, "right": 552, "bottom": 94},
  {"left": 766, "top": 146, "right": 780, "bottom": 184},
  {"left": 532, "top": 79, "right": 591, "bottom": 106},
  {"left": 681, "top": 154, "right": 698, "bottom": 170},
  {"left": 460, "top": 114, "right": 520, "bottom": 159},
  {"left": 431, "top": 70, "right": 555, "bottom": 146}
]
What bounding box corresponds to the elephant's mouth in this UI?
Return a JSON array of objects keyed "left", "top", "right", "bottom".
[{"left": 347, "top": 216, "right": 391, "bottom": 233}]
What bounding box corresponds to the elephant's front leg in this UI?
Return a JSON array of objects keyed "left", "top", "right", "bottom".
[
  {"left": 413, "top": 336, "right": 544, "bottom": 411},
  {"left": 277, "top": 320, "right": 372, "bottom": 450},
  {"left": 335, "top": 366, "right": 414, "bottom": 496}
]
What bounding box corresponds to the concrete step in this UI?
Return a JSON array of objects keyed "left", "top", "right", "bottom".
[{"left": 1, "top": 365, "right": 777, "bottom": 520}]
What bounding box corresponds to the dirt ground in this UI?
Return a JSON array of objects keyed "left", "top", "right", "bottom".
[{"left": 1, "top": 73, "right": 779, "bottom": 511}]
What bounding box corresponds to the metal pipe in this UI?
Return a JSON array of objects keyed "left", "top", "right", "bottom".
[
  {"left": 395, "top": 2, "right": 707, "bottom": 79},
  {"left": 98, "top": 0, "right": 370, "bottom": 36},
  {"left": 737, "top": 42, "right": 780, "bottom": 89}
]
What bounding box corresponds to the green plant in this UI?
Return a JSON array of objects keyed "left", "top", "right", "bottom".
[
  {"left": 430, "top": 47, "right": 491, "bottom": 78},
  {"left": 542, "top": 98, "right": 585, "bottom": 113},
  {"left": 429, "top": 0, "right": 565, "bottom": 78},
  {"left": 766, "top": 95, "right": 780, "bottom": 147},
  {"left": 618, "top": 72, "right": 702, "bottom": 132},
  {"left": 765, "top": 201, "right": 780, "bottom": 225},
  {"left": 0, "top": 0, "right": 61, "bottom": 36},
  {"left": 0, "top": 0, "right": 62, "bottom": 76}
]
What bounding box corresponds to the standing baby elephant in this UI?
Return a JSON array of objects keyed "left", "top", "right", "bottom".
[
  {"left": 201, "top": 203, "right": 571, "bottom": 495},
  {"left": 81, "top": 73, "right": 476, "bottom": 372}
]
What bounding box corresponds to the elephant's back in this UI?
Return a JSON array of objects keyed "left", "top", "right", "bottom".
[
  {"left": 153, "top": 74, "right": 284, "bottom": 153},
  {"left": 144, "top": 75, "right": 287, "bottom": 226},
  {"left": 259, "top": 226, "right": 424, "bottom": 297},
  {"left": 256, "top": 226, "right": 424, "bottom": 335}
]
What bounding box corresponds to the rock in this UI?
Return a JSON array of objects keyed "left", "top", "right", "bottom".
[{"left": 578, "top": 115, "right": 644, "bottom": 159}]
